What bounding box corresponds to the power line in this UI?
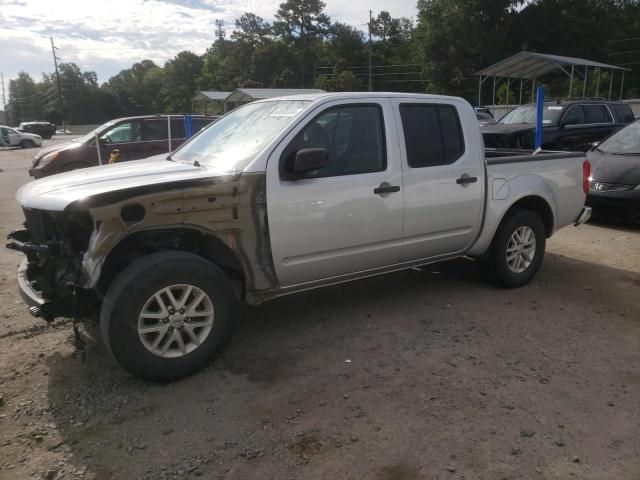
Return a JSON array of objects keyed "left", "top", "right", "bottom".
[
  {"left": 10, "top": 89, "right": 58, "bottom": 103},
  {"left": 316, "top": 63, "right": 422, "bottom": 70}
]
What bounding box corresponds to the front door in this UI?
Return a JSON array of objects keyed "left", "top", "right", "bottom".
[
  {"left": 7, "top": 128, "right": 21, "bottom": 146},
  {"left": 266, "top": 100, "right": 404, "bottom": 287},
  {"left": 391, "top": 100, "right": 485, "bottom": 261},
  {"left": 100, "top": 120, "right": 143, "bottom": 162}
]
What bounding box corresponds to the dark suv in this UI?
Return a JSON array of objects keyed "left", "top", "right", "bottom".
[
  {"left": 481, "top": 99, "right": 635, "bottom": 151},
  {"left": 29, "top": 114, "right": 218, "bottom": 178},
  {"left": 18, "top": 121, "right": 56, "bottom": 139}
]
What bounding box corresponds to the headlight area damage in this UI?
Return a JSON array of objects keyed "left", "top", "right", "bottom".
[
  {"left": 7, "top": 172, "right": 278, "bottom": 322},
  {"left": 7, "top": 209, "right": 94, "bottom": 320}
]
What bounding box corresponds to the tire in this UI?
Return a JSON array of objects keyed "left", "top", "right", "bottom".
[
  {"left": 484, "top": 209, "right": 546, "bottom": 288},
  {"left": 20, "top": 139, "right": 35, "bottom": 148},
  {"left": 100, "top": 251, "right": 237, "bottom": 382},
  {"left": 60, "top": 162, "right": 90, "bottom": 173}
]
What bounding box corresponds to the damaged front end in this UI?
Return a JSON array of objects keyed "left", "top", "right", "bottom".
[{"left": 7, "top": 208, "right": 96, "bottom": 321}]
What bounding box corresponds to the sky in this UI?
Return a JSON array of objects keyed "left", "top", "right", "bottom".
[{"left": 0, "top": 0, "right": 418, "bottom": 90}]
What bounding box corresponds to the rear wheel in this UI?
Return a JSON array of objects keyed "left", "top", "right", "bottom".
[
  {"left": 100, "top": 251, "right": 237, "bottom": 382},
  {"left": 484, "top": 209, "right": 546, "bottom": 288}
]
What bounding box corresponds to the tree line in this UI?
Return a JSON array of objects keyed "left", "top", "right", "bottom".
[{"left": 6, "top": 0, "right": 640, "bottom": 126}]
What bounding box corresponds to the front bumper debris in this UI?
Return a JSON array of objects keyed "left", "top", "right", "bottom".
[
  {"left": 7, "top": 227, "right": 92, "bottom": 321},
  {"left": 17, "top": 260, "right": 54, "bottom": 319}
]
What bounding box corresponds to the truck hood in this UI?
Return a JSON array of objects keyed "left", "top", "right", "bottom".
[{"left": 17, "top": 157, "right": 237, "bottom": 211}]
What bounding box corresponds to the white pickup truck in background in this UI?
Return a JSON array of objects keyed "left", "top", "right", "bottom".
[
  {"left": 1, "top": 124, "right": 43, "bottom": 148},
  {"left": 9, "top": 92, "right": 592, "bottom": 381}
]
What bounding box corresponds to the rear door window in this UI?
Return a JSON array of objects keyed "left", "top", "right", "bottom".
[
  {"left": 399, "top": 104, "right": 465, "bottom": 167},
  {"left": 584, "top": 105, "right": 612, "bottom": 124},
  {"left": 563, "top": 106, "right": 585, "bottom": 125},
  {"left": 170, "top": 119, "right": 185, "bottom": 139},
  {"left": 142, "top": 119, "right": 168, "bottom": 141},
  {"left": 612, "top": 104, "right": 634, "bottom": 123}
]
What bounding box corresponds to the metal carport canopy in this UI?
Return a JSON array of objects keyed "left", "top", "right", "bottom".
[{"left": 476, "top": 51, "right": 630, "bottom": 80}]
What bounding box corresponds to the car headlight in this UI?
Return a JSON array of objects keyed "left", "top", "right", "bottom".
[
  {"left": 634, "top": 184, "right": 640, "bottom": 191},
  {"left": 36, "top": 151, "right": 59, "bottom": 168}
]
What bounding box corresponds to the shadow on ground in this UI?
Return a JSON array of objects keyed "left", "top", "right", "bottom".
[{"left": 44, "top": 254, "right": 640, "bottom": 479}]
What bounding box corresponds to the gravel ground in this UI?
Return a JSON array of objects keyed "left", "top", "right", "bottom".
[{"left": 0, "top": 139, "right": 639, "bottom": 480}]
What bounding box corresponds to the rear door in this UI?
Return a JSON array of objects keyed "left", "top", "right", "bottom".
[
  {"left": 583, "top": 104, "right": 616, "bottom": 144},
  {"left": 391, "top": 99, "right": 484, "bottom": 261},
  {"left": 559, "top": 105, "right": 589, "bottom": 150},
  {"left": 140, "top": 118, "right": 170, "bottom": 158},
  {"left": 267, "top": 99, "right": 404, "bottom": 286}
]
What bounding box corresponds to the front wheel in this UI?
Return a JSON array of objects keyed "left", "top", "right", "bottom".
[
  {"left": 484, "top": 209, "right": 546, "bottom": 288},
  {"left": 100, "top": 251, "right": 237, "bottom": 382},
  {"left": 20, "top": 139, "right": 35, "bottom": 148}
]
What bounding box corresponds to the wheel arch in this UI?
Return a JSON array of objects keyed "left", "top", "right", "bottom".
[
  {"left": 96, "top": 227, "right": 247, "bottom": 299},
  {"left": 468, "top": 192, "right": 556, "bottom": 258},
  {"left": 502, "top": 195, "right": 555, "bottom": 238}
]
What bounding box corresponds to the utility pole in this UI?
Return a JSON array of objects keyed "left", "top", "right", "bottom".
[
  {"left": 1, "top": 72, "right": 9, "bottom": 125},
  {"left": 368, "top": 10, "right": 373, "bottom": 92},
  {"left": 50, "top": 37, "right": 65, "bottom": 128}
]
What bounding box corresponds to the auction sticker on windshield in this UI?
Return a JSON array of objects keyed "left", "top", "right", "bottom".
[{"left": 270, "top": 108, "right": 304, "bottom": 117}]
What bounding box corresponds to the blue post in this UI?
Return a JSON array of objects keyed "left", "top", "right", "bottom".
[
  {"left": 534, "top": 86, "right": 544, "bottom": 149},
  {"left": 184, "top": 114, "right": 193, "bottom": 139}
]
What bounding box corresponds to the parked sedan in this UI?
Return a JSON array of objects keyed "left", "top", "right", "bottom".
[{"left": 586, "top": 121, "right": 640, "bottom": 223}]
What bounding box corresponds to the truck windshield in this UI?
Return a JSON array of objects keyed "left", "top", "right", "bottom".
[
  {"left": 598, "top": 121, "right": 640, "bottom": 154},
  {"left": 171, "top": 100, "right": 310, "bottom": 169},
  {"left": 499, "top": 105, "right": 563, "bottom": 125}
]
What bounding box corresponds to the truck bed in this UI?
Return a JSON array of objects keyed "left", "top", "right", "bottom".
[{"left": 485, "top": 148, "right": 585, "bottom": 164}]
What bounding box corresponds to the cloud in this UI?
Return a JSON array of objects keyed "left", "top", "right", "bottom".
[
  {"left": 0, "top": 0, "right": 417, "bottom": 87},
  {"left": 148, "top": 0, "right": 222, "bottom": 11}
]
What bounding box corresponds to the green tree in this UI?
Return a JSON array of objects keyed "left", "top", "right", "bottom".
[
  {"left": 7, "top": 72, "right": 44, "bottom": 124},
  {"left": 414, "top": 0, "right": 523, "bottom": 97},
  {"left": 274, "top": 0, "right": 331, "bottom": 86},
  {"left": 162, "top": 51, "right": 204, "bottom": 113},
  {"left": 232, "top": 13, "right": 272, "bottom": 47},
  {"left": 105, "top": 60, "right": 165, "bottom": 115}
]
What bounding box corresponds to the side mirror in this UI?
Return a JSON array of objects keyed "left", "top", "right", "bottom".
[
  {"left": 590, "top": 141, "right": 600, "bottom": 151},
  {"left": 293, "top": 148, "right": 328, "bottom": 176}
]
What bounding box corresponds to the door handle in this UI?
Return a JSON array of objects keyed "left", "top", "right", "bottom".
[
  {"left": 374, "top": 183, "right": 401, "bottom": 195},
  {"left": 456, "top": 174, "right": 478, "bottom": 186}
]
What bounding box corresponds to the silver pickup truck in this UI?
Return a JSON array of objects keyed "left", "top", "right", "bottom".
[{"left": 7, "top": 93, "right": 592, "bottom": 381}]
